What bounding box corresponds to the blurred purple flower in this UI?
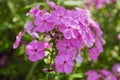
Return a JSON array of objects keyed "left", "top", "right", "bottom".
[
  {"left": 46, "top": 0, "right": 57, "bottom": 9},
  {"left": 13, "top": 30, "right": 25, "bottom": 49},
  {"left": 86, "top": 70, "right": 99, "bottom": 80},
  {"left": 26, "top": 5, "right": 46, "bottom": 17},
  {"left": 84, "top": 0, "right": 116, "bottom": 9},
  {"left": 112, "top": 64, "right": 120, "bottom": 73},
  {"left": 100, "top": 69, "right": 117, "bottom": 80},
  {"left": 89, "top": 47, "right": 100, "bottom": 61}
]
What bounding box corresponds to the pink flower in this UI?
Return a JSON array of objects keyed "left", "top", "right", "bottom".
[
  {"left": 88, "top": 20, "right": 103, "bottom": 37},
  {"left": 55, "top": 53, "right": 74, "bottom": 74},
  {"left": 56, "top": 39, "right": 77, "bottom": 57},
  {"left": 94, "top": 0, "right": 103, "bottom": 9},
  {"left": 84, "top": 0, "right": 116, "bottom": 9},
  {"left": 75, "top": 8, "right": 90, "bottom": 23},
  {"left": 58, "top": 24, "right": 78, "bottom": 39},
  {"left": 70, "top": 35, "right": 83, "bottom": 48},
  {"left": 112, "top": 64, "right": 120, "bottom": 73},
  {"left": 86, "top": 70, "right": 99, "bottom": 80},
  {"left": 13, "top": 30, "right": 25, "bottom": 49},
  {"left": 84, "top": 0, "right": 92, "bottom": 8},
  {"left": 84, "top": 33, "right": 95, "bottom": 48},
  {"left": 25, "top": 20, "right": 39, "bottom": 38},
  {"left": 26, "top": 40, "right": 45, "bottom": 62},
  {"left": 95, "top": 39, "right": 103, "bottom": 53},
  {"left": 26, "top": 5, "right": 46, "bottom": 17},
  {"left": 50, "top": 7, "right": 70, "bottom": 25},
  {"left": 78, "top": 22, "right": 95, "bottom": 48},
  {"left": 34, "top": 13, "right": 54, "bottom": 32},
  {"left": 100, "top": 69, "right": 117, "bottom": 80},
  {"left": 46, "top": 0, "right": 57, "bottom": 9},
  {"left": 86, "top": 69, "right": 117, "bottom": 80},
  {"left": 74, "top": 55, "right": 83, "bottom": 63},
  {"left": 89, "top": 47, "right": 100, "bottom": 61}
]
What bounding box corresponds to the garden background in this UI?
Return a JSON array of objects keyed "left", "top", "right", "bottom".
[{"left": 0, "top": 0, "right": 120, "bottom": 80}]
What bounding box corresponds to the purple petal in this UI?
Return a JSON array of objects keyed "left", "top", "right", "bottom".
[
  {"left": 28, "top": 54, "right": 38, "bottom": 62},
  {"left": 13, "top": 40, "right": 20, "bottom": 49},
  {"left": 37, "top": 51, "right": 45, "bottom": 60},
  {"left": 55, "top": 65, "right": 64, "bottom": 72},
  {"left": 64, "top": 64, "right": 73, "bottom": 74}
]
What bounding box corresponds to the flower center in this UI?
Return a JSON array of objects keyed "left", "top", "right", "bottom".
[
  {"left": 43, "top": 20, "right": 47, "bottom": 23},
  {"left": 59, "top": 15, "right": 63, "bottom": 18},
  {"left": 34, "top": 49, "right": 38, "bottom": 52},
  {"left": 64, "top": 61, "right": 67, "bottom": 64},
  {"left": 66, "top": 46, "right": 69, "bottom": 49}
]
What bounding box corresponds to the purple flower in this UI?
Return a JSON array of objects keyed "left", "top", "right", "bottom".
[
  {"left": 58, "top": 24, "right": 78, "bottom": 39},
  {"left": 13, "top": 30, "right": 25, "bottom": 49},
  {"left": 86, "top": 69, "right": 117, "bottom": 80},
  {"left": 70, "top": 35, "right": 83, "bottom": 48},
  {"left": 78, "top": 22, "right": 95, "bottom": 48},
  {"left": 112, "top": 64, "right": 120, "bottom": 73},
  {"left": 86, "top": 70, "right": 99, "bottom": 80},
  {"left": 25, "top": 20, "right": 39, "bottom": 38},
  {"left": 94, "top": 0, "right": 103, "bottom": 9},
  {"left": 89, "top": 47, "right": 100, "bottom": 61},
  {"left": 88, "top": 20, "right": 103, "bottom": 37},
  {"left": 50, "top": 7, "right": 70, "bottom": 25},
  {"left": 74, "top": 55, "right": 83, "bottom": 63},
  {"left": 84, "top": 0, "right": 116, "bottom": 9},
  {"left": 34, "top": 13, "right": 55, "bottom": 32},
  {"left": 26, "top": 5, "right": 46, "bottom": 17},
  {"left": 56, "top": 39, "right": 77, "bottom": 57},
  {"left": 75, "top": 8, "right": 90, "bottom": 23},
  {"left": 26, "top": 40, "right": 45, "bottom": 62},
  {"left": 46, "top": 0, "right": 57, "bottom": 9},
  {"left": 55, "top": 53, "right": 74, "bottom": 74},
  {"left": 95, "top": 39, "right": 103, "bottom": 53},
  {"left": 100, "top": 69, "right": 117, "bottom": 80}
]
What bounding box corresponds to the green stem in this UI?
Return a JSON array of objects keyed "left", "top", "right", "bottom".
[{"left": 26, "top": 62, "right": 39, "bottom": 80}]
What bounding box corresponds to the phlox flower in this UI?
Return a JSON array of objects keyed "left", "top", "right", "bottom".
[
  {"left": 88, "top": 47, "right": 100, "bottom": 61},
  {"left": 112, "top": 64, "right": 120, "bottom": 73},
  {"left": 100, "top": 69, "right": 117, "bottom": 80},
  {"left": 25, "top": 20, "right": 39, "bottom": 38},
  {"left": 46, "top": 0, "right": 57, "bottom": 9},
  {"left": 26, "top": 5, "right": 46, "bottom": 17},
  {"left": 26, "top": 40, "right": 45, "bottom": 62},
  {"left": 34, "top": 13, "right": 55, "bottom": 32},
  {"left": 86, "top": 70, "right": 99, "bottom": 80},
  {"left": 58, "top": 24, "right": 78, "bottom": 39},
  {"left": 56, "top": 39, "right": 77, "bottom": 57},
  {"left": 13, "top": 30, "right": 25, "bottom": 49},
  {"left": 84, "top": 0, "right": 116, "bottom": 9},
  {"left": 86, "top": 69, "right": 117, "bottom": 80},
  {"left": 70, "top": 35, "right": 83, "bottom": 48},
  {"left": 50, "top": 7, "right": 70, "bottom": 25},
  {"left": 55, "top": 53, "right": 74, "bottom": 74}
]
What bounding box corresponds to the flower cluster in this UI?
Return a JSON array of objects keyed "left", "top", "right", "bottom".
[
  {"left": 13, "top": 0, "right": 104, "bottom": 74},
  {"left": 86, "top": 63, "right": 120, "bottom": 80},
  {"left": 84, "top": 0, "right": 116, "bottom": 9}
]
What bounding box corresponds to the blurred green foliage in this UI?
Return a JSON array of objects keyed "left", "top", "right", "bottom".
[{"left": 0, "top": 0, "right": 120, "bottom": 80}]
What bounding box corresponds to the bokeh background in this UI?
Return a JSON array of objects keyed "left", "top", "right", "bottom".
[{"left": 0, "top": 0, "right": 120, "bottom": 80}]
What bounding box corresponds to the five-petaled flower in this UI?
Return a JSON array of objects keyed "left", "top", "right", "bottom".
[
  {"left": 26, "top": 40, "right": 45, "bottom": 62},
  {"left": 55, "top": 53, "right": 74, "bottom": 74}
]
